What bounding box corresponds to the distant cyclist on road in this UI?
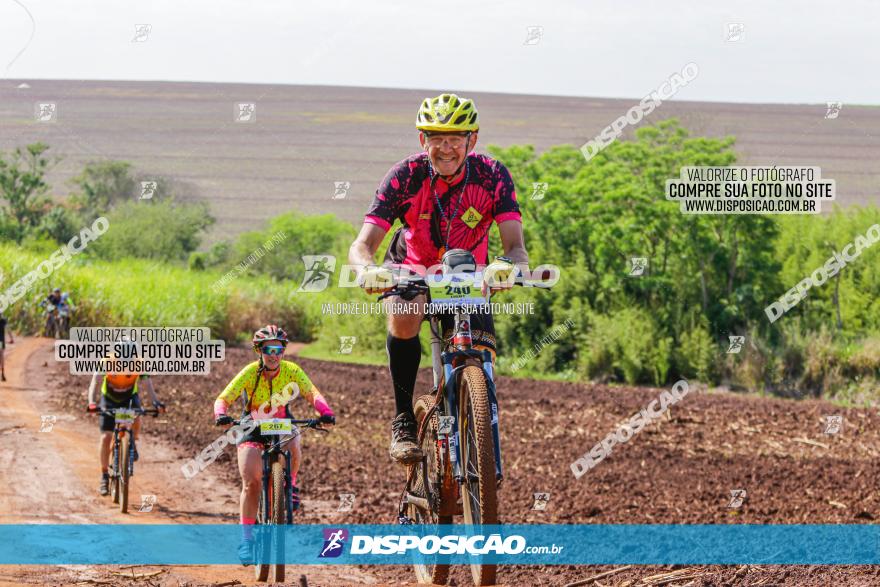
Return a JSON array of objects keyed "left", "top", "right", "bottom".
[
  {"left": 87, "top": 348, "right": 165, "bottom": 496},
  {"left": 39, "top": 288, "right": 64, "bottom": 312},
  {"left": 348, "top": 93, "right": 530, "bottom": 464},
  {"left": 39, "top": 288, "right": 74, "bottom": 336},
  {"left": 0, "top": 311, "right": 13, "bottom": 382},
  {"left": 214, "top": 325, "right": 336, "bottom": 564}
]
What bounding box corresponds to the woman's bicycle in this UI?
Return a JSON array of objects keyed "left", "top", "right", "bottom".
[
  {"left": 95, "top": 405, "right": 160, "bottom": 513},
  {"left": 224, "top": 414, "right": 328, "bottom": 583},
  {"left": 382, "top": 251, "right": 551, "bottom": 586}
]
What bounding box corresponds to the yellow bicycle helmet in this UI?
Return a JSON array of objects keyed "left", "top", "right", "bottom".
[{"left": 416, "top": 93, "right": 479, "bottom": 132}]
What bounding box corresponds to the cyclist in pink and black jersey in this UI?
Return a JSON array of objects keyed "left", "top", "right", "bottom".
[{"left": 349, "top": 93, "right": 531, "bottom": 464}]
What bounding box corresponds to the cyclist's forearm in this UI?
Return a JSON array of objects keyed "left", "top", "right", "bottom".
[
  {"left": 142, "top": 378, "right": 159, "bottom": 404},
  {"left": 213, "top": 398, "right": 229, "bottom": 418},
  {"left": 348, "top": 242, "right": 376, "bottom": 269},
  {"left": 304, "top": 385, "right": 334, "bottom": 417},
  {"left": 87, "top": 373, "right": 101, "bottom": 405},
  {"left": 312, "top": 395, "right": 334, "bottom": 417}
]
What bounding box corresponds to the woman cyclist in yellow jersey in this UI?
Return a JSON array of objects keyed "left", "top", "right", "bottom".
[{"left": 214, "top": 324, "right": 335, "bottom": 564}]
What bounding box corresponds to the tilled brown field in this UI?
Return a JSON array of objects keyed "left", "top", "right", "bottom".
[
  {"left": 1, "top": 80, "right": 878, "bottom": 244},
  {"left": 48, "top": 346, "right": 880, "bottom": 586}
]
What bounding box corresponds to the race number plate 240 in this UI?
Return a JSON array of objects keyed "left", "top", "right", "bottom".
[
  {"left": 427, "top": 272, "right": 488, "bottom": 308},
  {"left": 260, "top": 418, "right": 293, "bottom": 435}
]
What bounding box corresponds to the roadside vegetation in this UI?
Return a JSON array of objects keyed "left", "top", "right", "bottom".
[{"left": 2, "top": 121, "right": 878, "bottom": 402}]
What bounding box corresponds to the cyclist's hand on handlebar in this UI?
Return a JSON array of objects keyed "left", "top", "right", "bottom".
[
  {"left": 87, "top": 403, "right": 98, "bottom": 414},
  {"left": 482, "top": 256, "right": 517, "bottom": 296},
  {"left": 317, "top": 414, "right": 335, "bottom": 429},
  {"left": 358, "top": 265, "right": 395, "bottom": 295},
  {"left": 215, "top": 414, "right": 233, "bottom": 426},
  {"left": 153, "top": 401, "right": 166, "bottom": 414}
]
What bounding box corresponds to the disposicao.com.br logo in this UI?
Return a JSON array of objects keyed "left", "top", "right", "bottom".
[
  {"left": 329, "top": 532, "right": 562, "bottom": 556},
  {"left": 319, "top": 528, "right": 349, "bottom": 558}
]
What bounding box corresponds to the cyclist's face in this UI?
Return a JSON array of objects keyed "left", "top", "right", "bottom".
[
  {"left": 420, "top": 132, "right": 477, "bottom": 177},
  {"left": 260, "top": 344, "right": 284, "bottom": 369}
]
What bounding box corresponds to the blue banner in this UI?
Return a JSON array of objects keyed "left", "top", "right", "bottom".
[{"left": 0, "top": 524, "right": 876, "bottom": 565}]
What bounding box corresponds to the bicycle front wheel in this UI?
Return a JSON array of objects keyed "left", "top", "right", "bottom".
[
  {"left": 109, "top": 441, "right": 120, "bottom": 504},
  {"left": 409, "top": 394, "right": 451, "bottom": 585},
  {"left": 119, "top": 434, "right": 130, "bottom": 514},
  {"left": 458, "top": 366, "right": 498, "bottom": 586},
  {"left": 270, "top": 458, "right": 286, "bottom": 583}
]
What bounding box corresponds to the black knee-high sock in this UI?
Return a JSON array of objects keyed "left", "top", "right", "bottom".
[{"left": 387, "top": 334, "right": 421, "bottom": 418}]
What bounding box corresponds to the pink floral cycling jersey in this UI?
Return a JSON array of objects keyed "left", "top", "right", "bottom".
[{"left": 365, "top": 152, "right": 521, "bottom": 269}]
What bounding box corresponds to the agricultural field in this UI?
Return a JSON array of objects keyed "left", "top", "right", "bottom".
[{"left": 1, "top": 80, "right": 877, "bottom": 244}]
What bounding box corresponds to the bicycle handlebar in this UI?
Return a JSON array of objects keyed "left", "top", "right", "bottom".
[
  {"left": 224, "top": 417, "right": 330, "bottom": 433},
  {"left": 89, "top": 407, "right": 160, "bottom": 418},
  {"left": 377, "top": 271, "right": 554, "bottom": 301}
]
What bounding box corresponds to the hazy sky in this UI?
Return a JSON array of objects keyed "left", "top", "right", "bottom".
[{"left": 1, "top": 0, "right": 877, "bottom": 104}]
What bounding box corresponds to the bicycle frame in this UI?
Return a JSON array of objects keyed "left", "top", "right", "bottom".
[
  {"left": 106, "top": 407, "right": 138, "bottom": 479},
  {"left": 229, "top": 416, "right": 326, "bottom": 526},
  {"left": 101, "top": 405, "right": 158, "bottom": 479},
  {"left": 390, "top": 265, "right": 552, "bottom": 525},
  {"left": 428, "top": 307, "right": 504, "bottom": 485}
]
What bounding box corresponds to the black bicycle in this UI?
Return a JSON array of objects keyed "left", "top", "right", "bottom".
[
  {"left": 42, "top": 306, "right": 59, "bottom": 338},
  {"left": 223, "top": 414, "right": 328, "bottom": 583},
  {"left": 383, "top": 250, "right": 551, "bottom": 586},
  {"left": 92, "top": 404, "right": 159, "bottom": 513}
]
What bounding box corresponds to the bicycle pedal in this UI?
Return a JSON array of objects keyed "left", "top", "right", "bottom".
[{"left": 398, "top": 515, "right": 414, "bottom": 525}]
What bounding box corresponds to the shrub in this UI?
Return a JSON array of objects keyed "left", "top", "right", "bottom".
[
  {"left": 676, "top": 318, "right": 717, "bottom": 382},
  {"left": 579, "top": 307, "right": 672, "bottom": 385}
]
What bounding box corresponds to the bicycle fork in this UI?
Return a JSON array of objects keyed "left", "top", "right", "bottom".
[
  {"left": 441, "top": 351, "right": 505, "bottom": 484},
  {"left": 283, "top": 450, "right": 293, "bottom": 524},
  {"left": 128, "top": 432, "right": 137, "bottom": 477},
  {"left": 482, "top": 353, "right": 503, "bottom": 484},
  {"left": 112, "top": 430, "right": 120, "bottom": 477},
  {"left": 261, "top": 452, "right": 271, "bottom": 522},
  {"left": 261, "top": 450, "right": 293, "bottom": 523}
]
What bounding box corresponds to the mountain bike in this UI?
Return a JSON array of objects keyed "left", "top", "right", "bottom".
[
  {"left": 94, "top": 405, "right": 160, "bottom": 513},
  {"left": 56, "top": 306, "right": 71, "bottom": 339},
  {"left": 225, "top": 414, "right": 328, "bottom": 583},
  {"left": 385, "top": 255, "right": 551, "bottom": 586},
  {"left": 43, "top": 306, "right": 59, "bottom": 338}
]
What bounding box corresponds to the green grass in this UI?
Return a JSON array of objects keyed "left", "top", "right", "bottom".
[
  {"left": 297, "top": 338, "right": 581, "bottom": 383},
  {"left": 0, "top": 244, "right": 310, "bottom": 341},
  {"left": 297, "top": 343, "right": 387, "bottom": 366}
]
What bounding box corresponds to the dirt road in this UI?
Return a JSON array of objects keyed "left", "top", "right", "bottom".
[
  {"left": 3, "top": 337, "right": 880, "bottom": 585},
  {"left": 0, "top": 338, "right": 381, "bottom": 587}
]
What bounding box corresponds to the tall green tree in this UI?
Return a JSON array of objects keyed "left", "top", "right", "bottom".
[
  {"left": 90, "top": 199, "right": 214, "bottom": 262},
  {"left": 489, "top": 119, "right": 784, "bottom": 382},
  {"left": 68, "top": 161, "right": 137, "bottom": 221},
  {"left": 0, "top": 143, "right": 54, "bottom": 243}
]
